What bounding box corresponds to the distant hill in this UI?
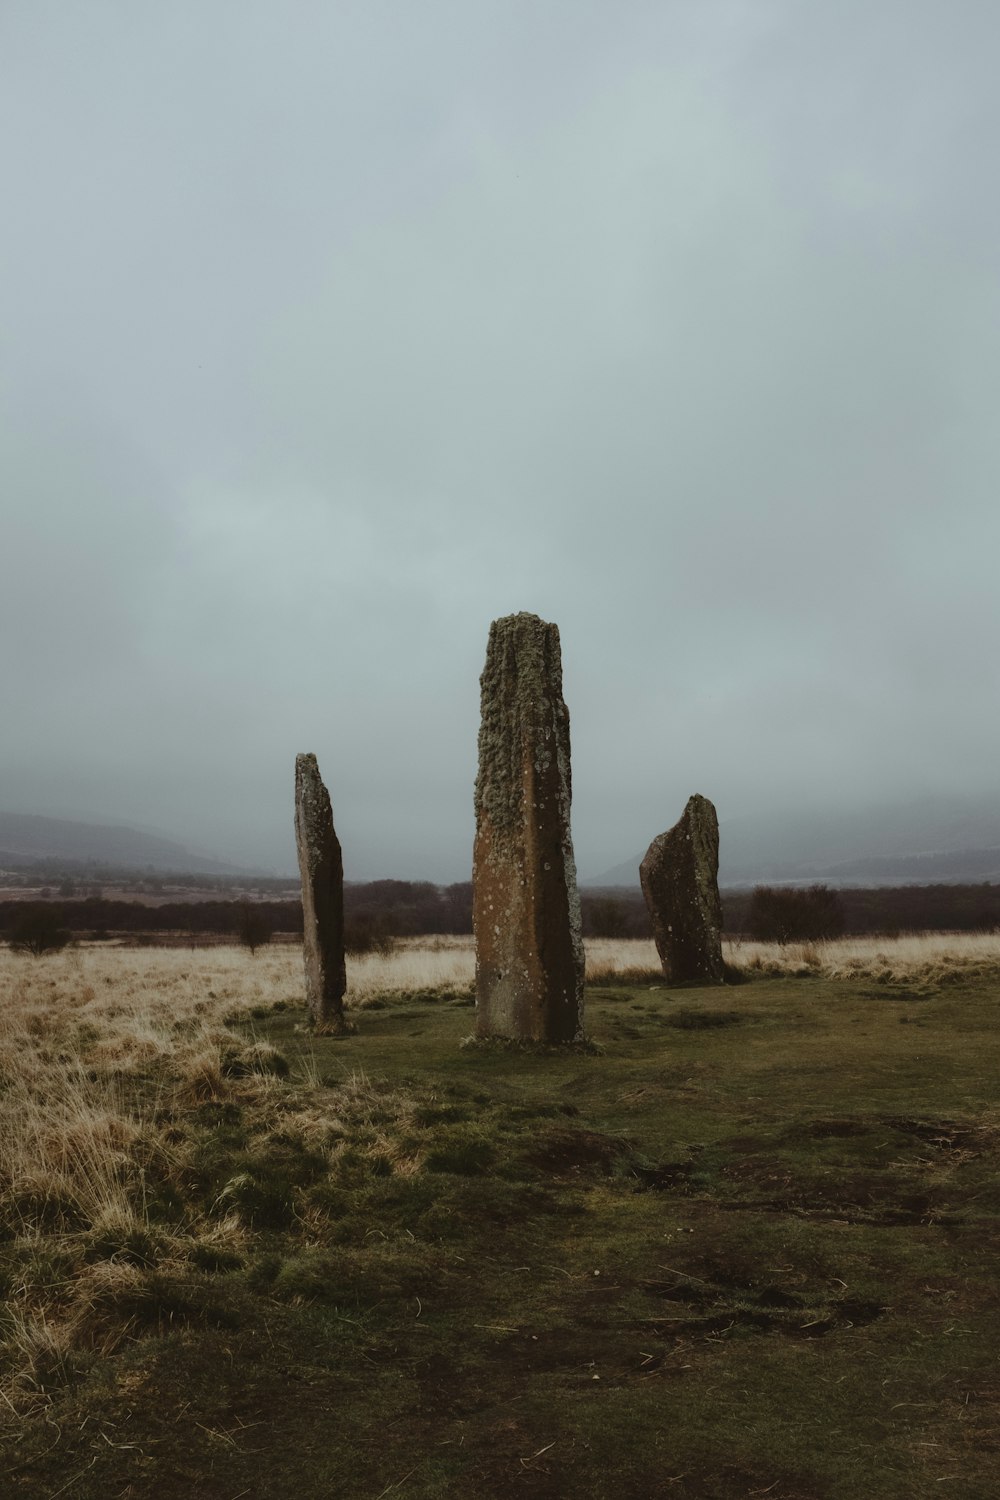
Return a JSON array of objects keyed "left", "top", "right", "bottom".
[
  {"left": 0, "top": 812, "right": 249, "bottom": 876},
  {"left": 587, "top": 794, "right": 1000, "bottom": 889}
]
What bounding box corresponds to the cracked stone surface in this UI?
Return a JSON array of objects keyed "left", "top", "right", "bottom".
[
  {"left": 640, "top": 793, "right": 725, "bottom": 985},
  {"left": 294, "top": 753, "right": 347, "bottom": 1031},
  {"left": 473, "top": 612, "right": 585, "bottom": 1042}
]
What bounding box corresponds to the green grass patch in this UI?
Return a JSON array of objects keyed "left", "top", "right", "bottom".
[{"left": 3, "top": 971, "right": 1000, "bottom": 1497}]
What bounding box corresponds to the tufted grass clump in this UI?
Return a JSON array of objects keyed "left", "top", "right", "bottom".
[{"left": 665, "top": 1006, "right": 746, "bottom": 1029}]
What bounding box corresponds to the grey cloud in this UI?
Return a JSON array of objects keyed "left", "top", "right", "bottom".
[{"left": 2, "top": 1, "right": 998, "bottom": 879}]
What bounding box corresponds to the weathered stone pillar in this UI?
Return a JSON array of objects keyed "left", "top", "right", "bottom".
[
  {"left": 294, "top": 753, "right": 348, "bottom": 1031},
  {"left": 473, "top": 612, "right": 585, "bottom": 1042},
  {"left": 640, "top": 793, "right": 725, "bottom": 985}
]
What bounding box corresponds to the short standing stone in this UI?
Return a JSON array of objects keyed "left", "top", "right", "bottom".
[
  {"left": 294, "top": 753, "right": 347, "bottom": 1031},
  {"left": 640, "top": 794, "right": 725, "bottom": 985},
  {"left": 473, "top": 612, "right": 585, "bottom": 1042}
]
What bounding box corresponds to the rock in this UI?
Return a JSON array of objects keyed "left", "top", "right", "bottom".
[
  {"left": 294, "top": 753, "right": 347, "bottom": 1031},
  {"left": 473, "top": 612, "right": 585, "bottom": 1041},
  {"left": 640, "top": 794, "right": 725, "bottom": 985}
]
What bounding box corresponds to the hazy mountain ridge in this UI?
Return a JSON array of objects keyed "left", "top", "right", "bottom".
[
  {"left": 589, "top": 795, "right": 1000, "bottom": 889},
  {"left": 0, "top": 813, "right": 250, "bottom": 876},
  {"left": 7, "top": 795, "right": 1000, "bottom": 890}
]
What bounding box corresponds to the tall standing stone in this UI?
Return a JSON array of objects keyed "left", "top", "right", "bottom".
[
  {"left": 640, "top": 794, "right": 725, "bottom": 985},
  {"left": 294, "top": 753, "right": 347, "bottom": 1032},
  {"left": 473, "top": 612, "right": 585, "bottom": 1042}
]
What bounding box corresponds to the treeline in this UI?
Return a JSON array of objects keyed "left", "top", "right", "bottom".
[
  {"left": 0, "top": 882, "right": 474, "bottom": 942},
  {"left": 0, "top": 897, "right": 303, "bottom": 938},
  {"left": 2, "top": 880, "right": 999, "bottom": 944},
  {"left": 583, "top": 884, "right": 1000, "bottom": 939},
  {"left": 722, "top": 883, "right": 1000, "bottom": 938}
]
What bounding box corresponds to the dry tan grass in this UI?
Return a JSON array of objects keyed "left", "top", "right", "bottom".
[
  {"left": 723, "top": 929, "right": 1000, "bottom": 983},
  {"left": 6, "top": 934, "right": 992, "bottom": 1182},
  {"left": 585, "top": 931, "right": 1000, "bottom": 984},
  {"left": 3, "top": 927, "right": 998, "bottom": 1404},
  {"left": 0, "top": 947, "right": 292, "bottom": 1403},
  {"left": 0, "top": 943, "right": 454, "bottom": 1406},
  {"left": 347, "top": 934, "right": 474, "bottom": 1004}
]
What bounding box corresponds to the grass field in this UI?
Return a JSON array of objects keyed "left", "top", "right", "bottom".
[{"left": 2, "top": 935, "right": 1000, "bottom": 1497}]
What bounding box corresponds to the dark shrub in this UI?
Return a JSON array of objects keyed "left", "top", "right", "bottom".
[
  {"left": 8, "top": 905, "right": 71, "bottom": 957},
  {"left": 747, "top": 884, "right": 846, "bottom": 945},
  {"left": 233, "top": 901, "right": 273, "bottom": 955},
  {"left": 343, "top": 914, "right": 397, "bottom": 957}
]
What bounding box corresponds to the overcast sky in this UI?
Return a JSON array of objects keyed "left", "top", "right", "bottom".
[{"left": 3, "top": 1, "right": 999, "bottom": 881}]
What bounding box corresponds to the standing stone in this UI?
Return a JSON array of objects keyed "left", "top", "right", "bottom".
[
  {"left": 640, "top": 794, "right": 725, "bottom": 985},
  {"left": 294, "top": 753, "right": 347, "bottom": 1032},
  {"left": 473, "top": 612, "right": 585, "bottom": 1042}
]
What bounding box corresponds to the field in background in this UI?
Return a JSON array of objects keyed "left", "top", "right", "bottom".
[
  {"left": 6, "top": 927, "right": 997, "bottom": 1007},
  {"left": 367, "top": 930, "right": 1000, "bottom": 990},
  {"left": 3, "top": 935, "right": 1000, "bottom": 1497},
  {"left": 358, "top": 930, "right": 1000, "bottom": 990}
]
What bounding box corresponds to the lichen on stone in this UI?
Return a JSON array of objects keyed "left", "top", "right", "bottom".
[
  {"left": 473, "top": 613, "right": 585, "bottom": 1042},
  {"left": 640, "top": 793, "right": 724, "bottom": 986},
  {"left": 295, "top": 753, "right": 348, "bottom": 1030}
]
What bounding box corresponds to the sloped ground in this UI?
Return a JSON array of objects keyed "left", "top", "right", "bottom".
[{"left": 2, "top": 947, "right": 1000, "bottom": 1498}]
